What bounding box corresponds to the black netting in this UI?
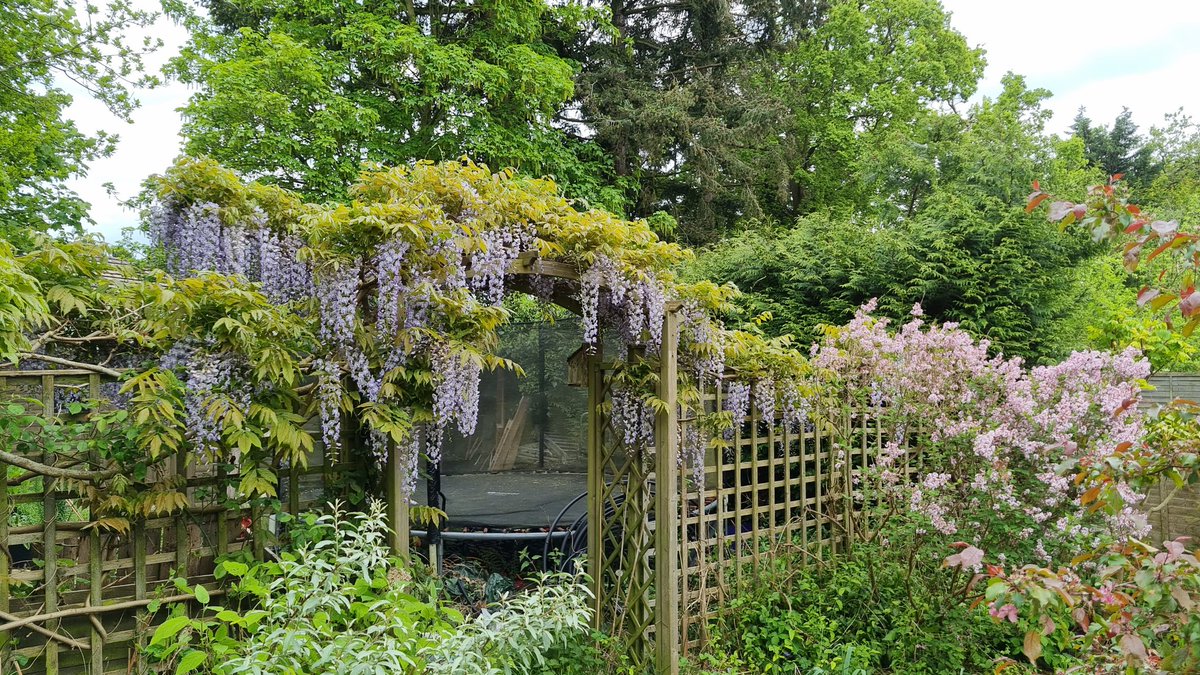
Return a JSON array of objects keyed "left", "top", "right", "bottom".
[{"left": 440, "top": 318, "right": 589, "bottom": 475}]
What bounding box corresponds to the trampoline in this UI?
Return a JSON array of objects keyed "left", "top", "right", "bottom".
[
  {"left": 415, "top": 472, "right": 587, "bottom": 529},
  {"left": 411, "top": 317, "right": 601, "bottom": 559}
]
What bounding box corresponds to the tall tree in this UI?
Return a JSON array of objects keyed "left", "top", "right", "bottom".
[
  {"left": 0, "top": 0, "right": 158, "bottom": 242},
  {"left": 565, "top": 0, "right": 983, "bottom": 241},
  {"left": 169, "top": 0, "right": 605, "bottom": 202},
  {"left": 1070, "top": 107, "right": 1159, "bottom": 188},
  {"left": 688, "top": 75, "right": 1104, "bottom": 362}
]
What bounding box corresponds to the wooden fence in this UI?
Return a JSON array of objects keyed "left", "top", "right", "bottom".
[
  {"left": 1142, "top": 373, "right": 1200, "bottom": 543},
  {"left": 675, "top": 394, "right": 890, "bottom": 658},
  {"left": 0, "top": 368, "right": 334, "bottom": 675}
]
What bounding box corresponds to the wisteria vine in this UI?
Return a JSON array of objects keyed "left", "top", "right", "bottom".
[{"left": 149, "top": 157, "right": 810, "bottom": 498}]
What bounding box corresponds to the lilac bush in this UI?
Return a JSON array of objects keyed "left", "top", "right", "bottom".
[{"left": 813, "top": 300, "right": 1151, "bottom": 563}]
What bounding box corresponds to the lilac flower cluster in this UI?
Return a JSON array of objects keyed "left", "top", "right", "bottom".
[
  {"left": 811, "top": 300, "right": 1155, "bottom": 557},
  {"left": 611, "top": 384, "right": 654, "bottom": 449}
]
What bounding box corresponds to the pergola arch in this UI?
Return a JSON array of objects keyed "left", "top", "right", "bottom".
[{"left": 141, "top": 157, "right": 817, "bottom": 675}]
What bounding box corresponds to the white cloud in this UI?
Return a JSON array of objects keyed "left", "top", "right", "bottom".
[
  {"left": 63, "top": 6, "right": 191, "bottom": 242},
  {"left": 942, "top": 0, "right": 1200, "bottom": 134}
]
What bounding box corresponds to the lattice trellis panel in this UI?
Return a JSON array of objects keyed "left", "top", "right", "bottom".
[
  {"left": 676, "top": 394, "right": 895, "bottom": 658},
  {"left": 0, "top": 368, "right": 337, "bottom": 675},
  {"left": 585, "top": 309, "right": 681, "bottom": 675}
]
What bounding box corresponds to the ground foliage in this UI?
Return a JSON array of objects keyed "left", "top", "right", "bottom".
[
  {"left": 690, "top": 296, "right": 1199, "bottom": 673},
  {"left": 141, "top": 502, "right": 603, "bottom": 675}
]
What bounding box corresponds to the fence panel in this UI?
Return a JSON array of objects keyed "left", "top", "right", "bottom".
[{"left": 0, "top": 368, "right": 333, "bottom": 675}]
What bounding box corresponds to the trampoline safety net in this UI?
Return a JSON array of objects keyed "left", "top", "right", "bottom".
[{"left": 442, "top": 318, "right": 589, "bottom": 476}]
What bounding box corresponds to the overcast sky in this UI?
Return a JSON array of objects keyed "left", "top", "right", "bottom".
[{"left": 66, "top": 0, "right": 1200, "bottom": 241}]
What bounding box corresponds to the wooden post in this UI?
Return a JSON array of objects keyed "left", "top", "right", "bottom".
[
  {"left": 133, "top": 519, "right": 147, "bottom": 664},
  {"left": 89, "top": 374, "right": 105, "bottom": 673},
  {"left": 386, "top": 441, "right": 411, "bottom": 561},
  {"left": 41, "top": 375, "right": 59, "bottom": 675},
  {"left": 176, "top": 447, "right": 191, "bottom": 575},
  {"left": 0, "top": 373, "right": 9, "bottom": 653},
  {"left": 586, "top": 357, "right": 603, "bottom": 626},
  {"left": 654, "top": 307, "right": 680, "bottom": 675}
]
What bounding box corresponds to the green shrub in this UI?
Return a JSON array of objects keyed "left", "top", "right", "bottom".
[
  {"left": 142, "top": 502, "right": 596, "bottom": 674},
  {"left": 690, "top": 547, "right": 1057, "bottom": 674}
]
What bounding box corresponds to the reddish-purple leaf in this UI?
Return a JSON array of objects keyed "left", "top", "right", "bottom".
[
  {"left": 1137, "top": 286, "right": 1159, "bottom": 307},
  {"left": 1047, "top": 201, "right": 1074, "bottom": 222},
  {"left": 1025, "top": 192, "right": 1049, "bottom": 213},
  {"left": 1023, "top": 630, "right": 1043, "bottom": 664},
  {"left": 1181, "top": 289, "right": 1200, "bottom": 318},
  {"left": 1149, "top": 292, "right": 1177, "bottom": 311},
  {"left": 1151, "top": 220, "right": 1179, "bottom": 236},
  {"left": 1185, "top": 316, "right": 1200, "bottom": 338},
  {"left": 1119, "top": 633, "right": 1148, "bottom": 662}
]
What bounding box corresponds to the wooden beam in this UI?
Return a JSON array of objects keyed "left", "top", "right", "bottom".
[{"left": 654, "top": 306, "right": 681, "bottom": 675}]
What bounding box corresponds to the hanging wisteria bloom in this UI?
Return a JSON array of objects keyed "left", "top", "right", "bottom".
[
  {"left": 723, "top": 381, "right": 750, "bottom": 440},
  {"left": 611, "top": 385, "right": 654, "bottom": 450},
  {"left": 429, "top": 344, "right": 482, "bottom": 467},
  {"left": 312, "top": 358, "right": 343, "bottom": 457},
  {"left": 469, "top": 226, "right": 531, "bottom": 306}
]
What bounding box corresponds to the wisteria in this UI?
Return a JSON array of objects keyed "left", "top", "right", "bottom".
[
  {"left": 720, "top": 380, "right": 751, "bottom": 443},
  {"left": 258, "top": 229, "right": 311, "bottom": 303},
  {"left": 752, "top": 378, "right": 775, "bottom": 423},
  {"left": 375, "top": 238, "right": 410, "bottom": 346},
  {"left": 681, "top": 421, "right": 706, "bottom": 487},
  {"left": 313, "top": 358, "right": 342, "bottom": 457},
  {"left": 151, "top": 198, "right": 313, "bottom": 305},
  {"left": 181, "top": 351, "right": 246, "bottom": 460},
  {"left": 430, "top": 344, "right": 482, "bottom": 466},
  {"left": 611, "top": 385, "right": 655, "bottom": 449},
  {"left": 779, "top": 382, "right": 809, "bottom": 432},
  {"left": 151, "top": 201, "right": 223, "bottom": 276},
  {"left": 469, "top": 226, "right": 530, "bottom": 306},
  {"left": 680, "top": 302, "right": 725, "bottom": 388},
  {"left": 147, "top": 158, "right": 812, "bottom": 500},
  {"left": 578, "top": 255, "right": 614, "bottom": 344}
]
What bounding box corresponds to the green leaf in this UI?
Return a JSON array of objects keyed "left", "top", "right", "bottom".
[
  {"left": 150, "top": 616, "right": 191, "bottom": 646},
  {"left": 193, "top": 584, "right": 209, "bottom": 605},
  {"left": 176, "top": 650, "right": 207, "bottom": 675}
]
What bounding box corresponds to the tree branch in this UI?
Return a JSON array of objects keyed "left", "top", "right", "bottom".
[
  {"left": 17, "top": 353, "right": 123, "bottom": 378},
  {"left": 0, "top": 448, "right": 119, "bottom": 481}
]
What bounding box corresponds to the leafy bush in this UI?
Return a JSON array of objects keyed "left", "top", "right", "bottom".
[
  {"left": 143, "top": 502, "right": 596, "bottom": 674},
  {"left": 689, "top": 548, "right": 1042, "bottom": 675}
]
